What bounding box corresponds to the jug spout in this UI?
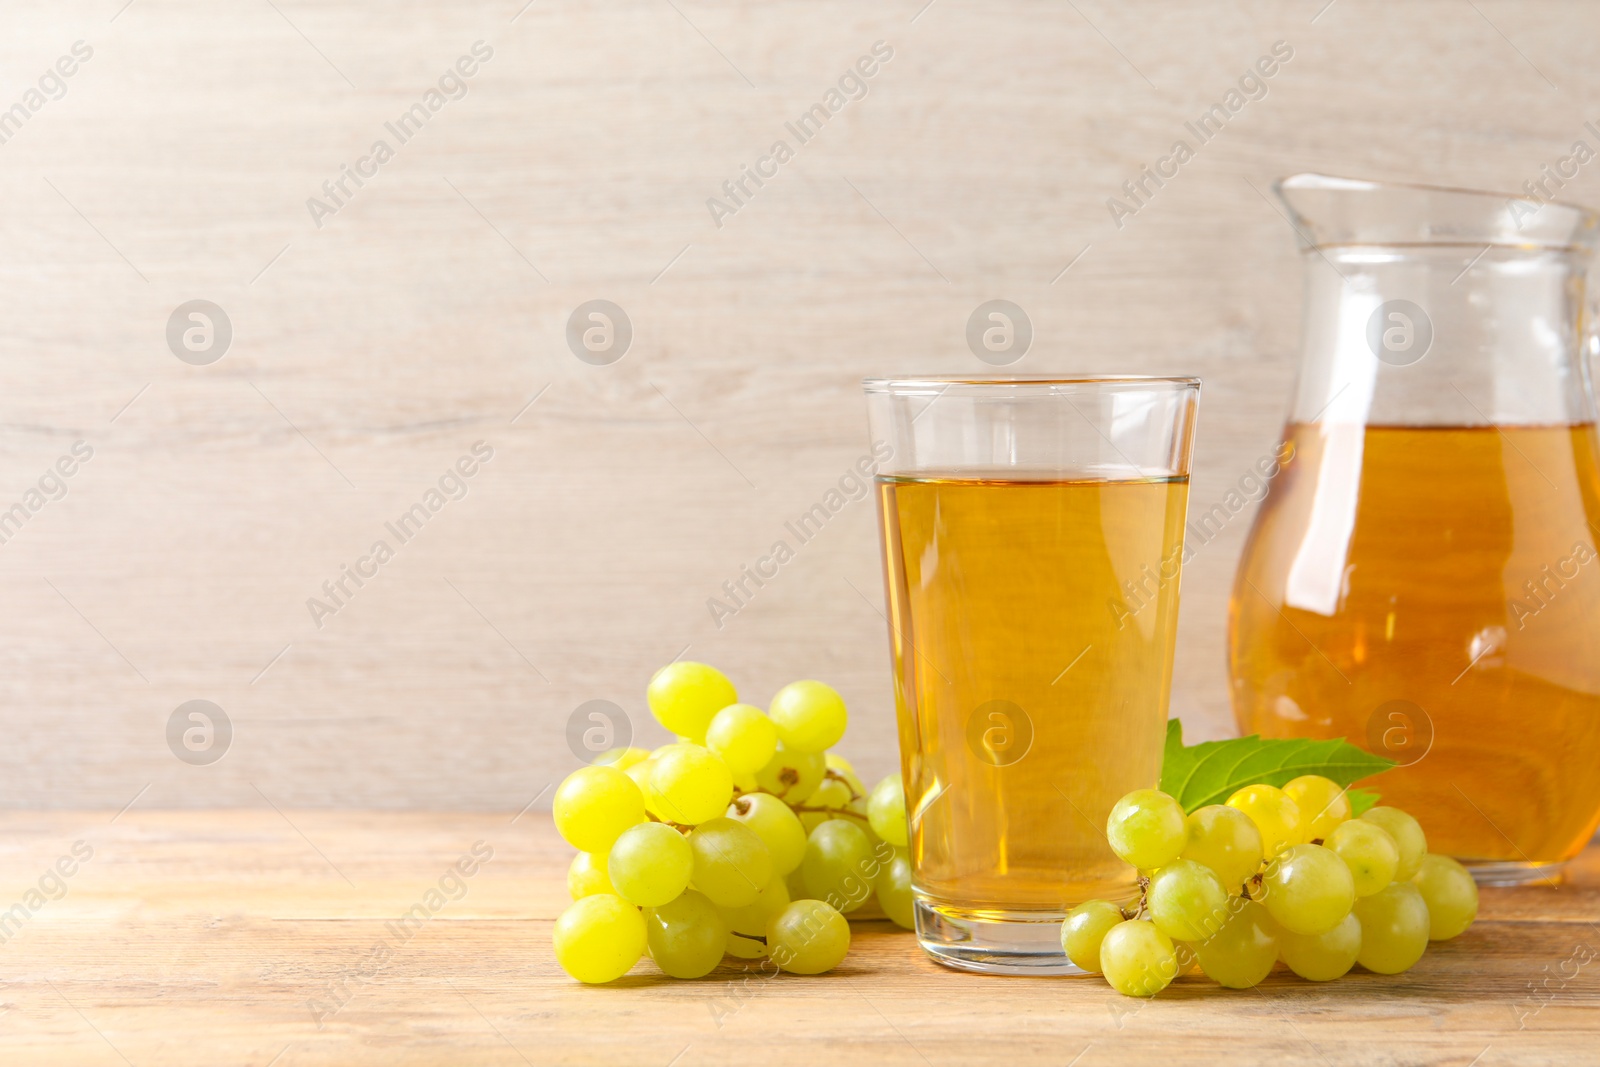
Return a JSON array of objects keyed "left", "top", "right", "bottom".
[{"left": 1275, "top": 172, "right": 1600, "bottom": 253}]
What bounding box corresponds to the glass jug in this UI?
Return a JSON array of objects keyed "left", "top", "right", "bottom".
[{"left": 1229, "top": 174, "right": 1600, "bottom": 884}]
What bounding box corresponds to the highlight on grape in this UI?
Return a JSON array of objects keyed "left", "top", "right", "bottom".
[
  {"left": 1068, "top": 776, "right": 1479, "bottom": 997},
  {"left": 551, "top": 662, "right": 913, "bottom": 984}
]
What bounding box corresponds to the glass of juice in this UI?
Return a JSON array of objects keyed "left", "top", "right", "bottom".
[{"left": 863, "top": 376, "right": 1200, "bottom": 974}]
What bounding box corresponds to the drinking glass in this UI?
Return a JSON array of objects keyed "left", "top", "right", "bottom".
[{"left": 863, "top": 376, "right": 1200, "bottom": 974}]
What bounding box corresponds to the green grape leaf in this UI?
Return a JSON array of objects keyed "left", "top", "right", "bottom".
[
  {"left": 1345, "top": 788, "right": 1382, "bottom": 817},
  {"left": 1159, "top": 720, "right": 1396, "bottom": 813}
]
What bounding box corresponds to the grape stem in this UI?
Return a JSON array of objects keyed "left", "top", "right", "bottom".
[
  {"left": 733, "top": 771, "right": 867, "bottom": 819},
  {"left": 788, "top": 769, "right": 870, "bottom": 821},
  {"left": 822, "top": 769, "right": 865, "bottom": 801},
  {"left": 1126, "top": 875, "right": 1151, "bottom": 921}
]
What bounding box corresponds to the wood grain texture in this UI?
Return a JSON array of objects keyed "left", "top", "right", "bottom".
[
  {"left": 0, "top": 810, "right": 1595, "bottom": 1065},
  {"left": 2, "top": 2, "right": 1599, "bottom": 806}
]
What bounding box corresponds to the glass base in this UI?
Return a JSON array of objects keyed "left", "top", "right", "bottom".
[
  {"left": 1461, "top": 857, "right": 1568, "bottom": 886},
  {"left": 913, "top": 899, "right": 1088, "bottom": 976}
]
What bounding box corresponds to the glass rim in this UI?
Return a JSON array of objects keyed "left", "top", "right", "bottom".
[{"left": 862, "top": 374, "right": 1201, "bottom": 394}]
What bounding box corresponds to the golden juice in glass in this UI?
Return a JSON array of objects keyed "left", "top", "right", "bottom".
[
  {"left": 1230, "top": 422, "right": 1600, "bottom": 869},
  {"left": 865, "top": 375, "right": 1199, "bottom": 972},
  {"left": 877, "top": 474, "right": 1190, "bottom": 912}
]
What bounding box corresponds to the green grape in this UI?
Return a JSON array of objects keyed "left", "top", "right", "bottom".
[
  {"left": 552, "top": 894, "right": 646, "bottom": 984},
  {"left": 767, "top": 680, "right": 848, "bottom": 753},
  {"left": 1412, "top": 853, "right": 1478, "bottom": 940},
  {"left": 851, "top": 798, "right": 882, "bottom": 858},
  {"left": 825, "top": 753, "right": 866, "bottom": 796},
  {"left": 722, "top": 875, "right": 791, "bottom": 936},
  {"left": 875, "top": 846, "right": 916, "bottom": 930},
  {"left": 1360, "top": 807, "right": 1427, "bottom": 881},
  {"left": 1147, "top": 859, "right": 1232, "bottom": 943},
  {"left": 641, "top": 747, "right": 694, "bottom": 822},
  {"left": 1106, "top": 789, "right": 1187, "bottom": 870},
  {"left": 687, "top": 817, "right": 773, "bottom": 908},
  {"left": 704, "top": 704, "right": 778, "bottom": 776},
  {"left": 1180, "top": 804, "right": 1263, "bottom": 891},
  {"left": 1060, "top": 899, "right": 1125, "bottom": 973},
  {"left": 645, "top": 890, "right": 727, "bottom": 979},
  {"left": 754, "top": 744, "right": 826, "bottom": 804},
  {"left": 1226, "top": 784, "right": 1303, "bottom": 859},
  {"left": 608, "top": 822, "right": 693, "bottom": 907},
  {"left": 800, "top": 777, "right": 856, "bottom": 835},
  {"left": 1260, "top": 844, "right": 1355, "bottom": 936},
  {"left": 847, "top": 792, "right": 874, "bottom": 835},
  {"left": 1282, "top": 774, "right": 1351, "bottom": 842},
  {"left": 1279, "top": 911, "right": 1360, "bottom": 982},
  {"left": 647, "top": 661, "right": 737, "bottom": 742},
  {"left": 802, "top": 818, "right": 877, "bottom": 912},
  {"left": 731, "top": 769, "right": 758, "bottom": 795},
  {"left": 867, "top": 775, "right": 909, "bottom": 848},
  {"left": 726, "top": 930, "right": 766, "bottom": 959},
  {"left": 593, "top": 746, "right": 651, "bottom": 770},
  {"left": 620, "top": 755, "right": 652, "bottom": 796},
  {"left": 650, "top": 744, "right": 734, "bottom": 825},
  {"left": 1099, "top": 920, "right": 1177, "bottom": 997},
  {"left": 1352, "top": 881, "right": 1430, "bottom": 974},
  {"left": 784, "top": 864, "right": 809, "bottom": 901},
  {"left": 1327, "top": 818, "right": 1399, "bottom": 897},
  {"left": 767, "top": 899, "right": 851, "bottom": 974},
  {"left": 1194, "top": 899, "right": 1277, "bottom": 989},
  {"left": 552, "top": 765, "right": 645, "bottom": 853},
  {"left": 567, "top": 851, "right": 613, "bottom": 899},
  {"left": 799, "top": 814, "right": 833, "bottom": 836},
  {"left": 1173, "top": 939, "right": 1198, "bottom": 976},
  {"left": 726, "top": 792, "right": 807, "bottom": 875},
  {"left": 809, "top": 777, "right": 855, "bottom": 808}
]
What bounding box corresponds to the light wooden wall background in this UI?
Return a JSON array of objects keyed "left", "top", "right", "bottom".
[{"left": 2, "top": 0, "right": 1595, "bottom": 809}]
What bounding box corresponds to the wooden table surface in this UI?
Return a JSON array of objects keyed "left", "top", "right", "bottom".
[{"left": 2, "top": 810, "right": 1595, "bottom": 1066}]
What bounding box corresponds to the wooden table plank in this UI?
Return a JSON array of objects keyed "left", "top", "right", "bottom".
[{"left": 0, "top": 811, "right": 1595, "bottom": 1066}]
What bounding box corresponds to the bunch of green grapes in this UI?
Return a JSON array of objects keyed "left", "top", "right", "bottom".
[
  {"left": 1065, "top": 776, "right": 1479, "bottom": 997},
  {"left": 551, "top": 662, "right": 915, "bottom": 984}
]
